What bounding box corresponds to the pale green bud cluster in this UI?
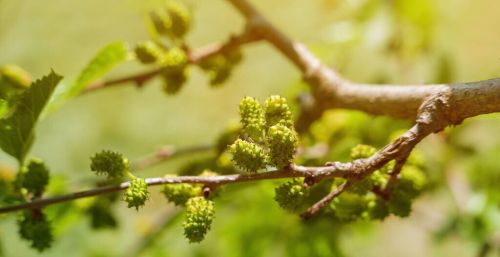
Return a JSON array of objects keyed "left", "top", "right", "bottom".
[
  {"left": 229, "top": 139, "right": 267, "bottom": 172},
  {"left": 134, "top": 41, "right": 165, "bottom": 64},
  {"left": 162, "top": 183, "right": 201, "bottom": 206},
  {"left": 264, "top": 95, "right": 293, "bottom": 128},
  {"left": 350, "top": 144, "right": 377, "bottom": 159},
  {"left": 326, "top": 144, "right": 427, "bottom": 221},
  {"left": 18, "top": 158, "right": 49, "bottom": 196},
  {"left": 123, "top": 178, "right": 150, "bottom": 210},
  {"left": 90, "top": 150, "right": 128, "bottom": 179},
  {"left": 18, "top": 211, "right": 53, "bottom": 252},
  {"left": 198, "top": 50, "right": 243, "bottom": 86},
  {"left": 229, "top": 96, "right": 299, "bottom": 171},
  {"left": 165, "top": 1, "right": 191, "bottom": 39},
  {"left": 387, "top": 166, "right": 426, "bottom": 217},
  {"left": 329, "top": 192, "right": 371, "bottom": 221},
  {"left": 160, "top": 47, "right": 189, "bottom": 94},
  {"left": 267, "top": 124, "right": 298, "bottom": 169},
  {"left": 183, "top": 196, "right": 215, "bottom": 243},
  {"left": 239, "top": 96, "right": 265, "bottom": 140},
  {"left": 161, "top": 66, "right": 188, "bottom": 95},
  {"left": 150, "top": 1, "right": 191, "bottom": 40},
  {"left": 274, "top": 179, "right": 307, "bottom": 213},
  {"left": 160, "top": 47, "right": 188, "bottom": 70},
  {"left": 329, "top": 192, "right": 390, "bottom": 221},
  {"left": 133, "top": 41, "right": 189, "bottom": 95}
]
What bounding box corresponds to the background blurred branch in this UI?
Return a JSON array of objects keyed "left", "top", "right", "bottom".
[{"left": 82, "top": 27, "right": 262, "bottom": 94}]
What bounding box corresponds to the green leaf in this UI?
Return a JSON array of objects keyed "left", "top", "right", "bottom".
[
  {"left": 0, "top": 71, "right": 62, "bottom": 164},
  {"left": 46, "top": 41, "right": 130, "bottom": 113}
]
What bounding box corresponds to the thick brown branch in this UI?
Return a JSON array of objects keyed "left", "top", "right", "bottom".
[{"left": 226, "top": 0, "right": 500, "bottom": 132}]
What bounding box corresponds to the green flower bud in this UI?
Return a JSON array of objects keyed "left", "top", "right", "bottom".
[
  {"left": 264, "top": 95, "right": 293, "bottom": 128},
  {"left": 134, "top": 41, "right": 166, "bottom": 64},
  {"left": 350, "top": 144, "right": 377, "bottom": 160},
  {"left": 198, "top": 50, "right": 243, "bottom": 87},
  {"left": 123, "top": 177, "right": 149, "bottom": 210},
  {"left": 388, "top": 166, "right": 426, "bottom": 217},
  {"left": 161, "top": 66, "right": 188, "bottom": 95},
  {"left": 267, "top": 124, "right": 298, "bottom": 169},
  {"left": 329, "top": 192, "right": 370, "bottom": 222},
  {"left": 159, "top": 47, "right": 188, "bottom": 71},
  {"left": 274, "top": 179, "right": 307, "bottom": 213},
  {"left": 149, "top": 10, "right": 172, "bottom": 37},
  {"left": 20, "top": 158, "right": 50, "bottom": 196},
  {"left": 205, "top": 62, "right": 231, "bottom": 86},
  {"left": 162, "top": 183, "right": 201, "bottom": 206},
  {"left": 165, "top": 1, "right": 191, "bottom": 39},
  {"left": 183, "top": 196, "right": 215, "bottom": 243},
  {"left": 367, "top": 196, "right": 389, "bottom": 220},
  {"left": 387, "top": 190, "right": 412, "bottom": 217},
  {"left": 229, "top": 139, "right": 267, "bottom": 172},
  {"left": 90, "top": 150, "right": 128, "bottom": 179},
  {"left": 239, "top": 96, "right": 265, "bottom": 140},
  {"left": 18, "top": 211, "right": 53, "bottom": 252}
]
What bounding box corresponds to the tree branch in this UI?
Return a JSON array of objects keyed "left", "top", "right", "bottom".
[
  {"left": 225, "top": 0, "right": 500, "bottom": 132},
  {"left": 82, "top": 27, "right": 262, "bottom": 94}
]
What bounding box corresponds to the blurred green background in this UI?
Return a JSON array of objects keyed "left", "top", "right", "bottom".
[{"left": 0, "top": 0, "right": 499, "bottom": 256}]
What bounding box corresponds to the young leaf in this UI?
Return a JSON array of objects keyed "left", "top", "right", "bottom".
[
  {"left": 47, "top": 41, "right": 130, "bottom": 113},
  {"left": 0, "top": 71, "right": 62, "bottom": 164}
]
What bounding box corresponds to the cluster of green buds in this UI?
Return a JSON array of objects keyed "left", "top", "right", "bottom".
[
  {"left": 134, "top": 42, "right": 189, "bottom": 95},
  {"left": 274, "top": 179, "right": 308, "bottom": 213},
  {"left": 90, "top": 150, "right": 129, "bottom": 179},
  {"left": 15, "top": 159, "right": 53, "bottom": 251},
  {"left": 183, "top": 196, "right": 215, "bottom": 243},
  {"left": 162, "top": 183, "right": 201, "bottom": 206},
  {"left": 327, "top": 144, "right": 426, "bottom": 221},
  {"left": 132, "top": 0, "right": 246, "bottom": 96},
  {"left": 16, "top": 158, "right": 50, "bottom": 196},
  {"left": 229, "top": 95, "right": 299, "bottom": 171},
  {"left": 230, "top": 139, "right": 267, "bottom": 171},
  {"left": 17, "top": 211, "right": 53, "bottom": 252},
  {"left": 150, "top": 1, "right": 191, "bottom": 41},
  {"left": 90, "top": 150, "right": 150, "bottom": 210},
  {"left": 131, "top": 1, "right": 192, "bottom": 95},
  {"left": 123, "top": 178, "right": 150, "bottom": 211},
  {"left": 198, "top": 50, "right": 243, "bottom": 86}
]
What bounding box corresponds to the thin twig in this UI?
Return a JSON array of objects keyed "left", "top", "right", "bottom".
[
  {"left": 300, "top": 181, "right": 351, "bottom": 220},
  {"left": 380, "top": 155, "right": 409, "bottom": 197},
  {"left": 0, "top": 168, "right": 321, "bottom": 214},
  {"left": 82, "top": 27, "right": 261, "bottom": 94}
]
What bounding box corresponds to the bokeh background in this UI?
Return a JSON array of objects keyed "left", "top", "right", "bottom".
[{"left": 0, "top": 0, "right": 499, "bottom": 256}]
